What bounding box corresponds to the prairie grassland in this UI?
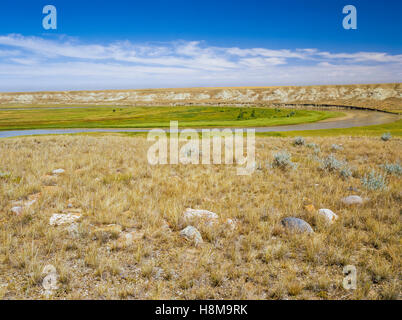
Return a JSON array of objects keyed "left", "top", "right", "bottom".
[
  {"left": 0, "top": 135, "right": 401, "bottom": 300},
  {"left": 0, "top": 106, "right": 340, "bottom": 130}
]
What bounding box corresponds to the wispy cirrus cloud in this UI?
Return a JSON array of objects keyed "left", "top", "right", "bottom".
[{"left": 0, "top": 34, "right": 401, "bottom": 91}]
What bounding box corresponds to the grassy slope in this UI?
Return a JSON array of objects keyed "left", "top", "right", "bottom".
[{"left": 0, "top": 106, "right": 342, "bottom": 130}]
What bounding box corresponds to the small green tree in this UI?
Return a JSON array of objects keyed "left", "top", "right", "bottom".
[{"left": 237, "top": 111, "right": 245, "bottom": 120}]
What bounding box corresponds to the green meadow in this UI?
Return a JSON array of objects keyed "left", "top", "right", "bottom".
[
  {"left": 0, "top": 106, "right": 342, "bottom": 130},
  {"left": 259, "top": 119, "right": 402, "bottom": 137}
]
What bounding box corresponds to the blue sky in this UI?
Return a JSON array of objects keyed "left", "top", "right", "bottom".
[{"left": 0, "top": 0, "right": 401, "bottom": 91}]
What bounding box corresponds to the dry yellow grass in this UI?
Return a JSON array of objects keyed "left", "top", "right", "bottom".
[{"left": 0, "top": 134, "right": 401, "bottom": 299}]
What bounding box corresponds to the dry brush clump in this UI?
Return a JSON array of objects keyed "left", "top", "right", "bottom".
[{"left": 0, "top": 134, "right": 401, "bottom": 300}]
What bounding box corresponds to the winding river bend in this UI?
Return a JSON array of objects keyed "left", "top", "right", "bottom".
[{"left": 0, "top": 110, "right": 399, "bottom": 139}]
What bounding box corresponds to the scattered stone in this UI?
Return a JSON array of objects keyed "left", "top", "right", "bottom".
[
  {"left": 11, "top": 199, "right": 35, "bottom": 208},
  {"left": 10, "top": 193, "right": 40, "bottom": 214},
  {"left": 52, "top": 169, "right": 65, "bottom": 175},
  {"left": 183, "top": 208, "right": 219, "bottom": 227},
  {"left": 11, "top": 206, "right": 23, "bottom": 215},
  {"left": 184, "top": 208, "right": 218, "bottom": 220},
  {"left": 341, "top": 195, "right": 364, "bottom": 205},
  {"left": 281, "top": 217, "right": 314, "bottom": 234},
  {"left": 180, "top": 226, "right": 203, "bottom": 246},
  {"left": 318, "top": 209, "right": 338, "bottom": 223},
  {"left": 67, "top": 203, "right": 73, "bottom": 209},
  {"left": 49, "top": 213, "right": 81, "bottom": 226}
]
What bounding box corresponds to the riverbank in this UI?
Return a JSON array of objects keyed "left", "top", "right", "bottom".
[{"left": 0, "top": 109, "right": 399, "bottom": 139}]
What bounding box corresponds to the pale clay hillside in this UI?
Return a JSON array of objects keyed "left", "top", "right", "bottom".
[{"left": 1, "top": 83, "right": 401, "bottom": 113}]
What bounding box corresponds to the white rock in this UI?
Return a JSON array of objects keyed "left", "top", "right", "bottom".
[
  {"left": 281, "top": 217, "right": 314, "bottom": 234},
  {"left": 11, "top": 198, "right": 36, "bottom": 209},
  {"left": 11, "top": 206, "right": 23, "bottom": 215},
  {"left": 184, "top": 208, "right": 218, "bottom": 221},
  {"left": 49, "top": 213, "right": 80, "bottom": 226},
  {"left": 341, "top": 195, "right": 364, "bottom": 205},
  {"left": 180, "top": 226, "right": 203, "bottom": 246},
  {"left": 318, "top": 209, "right": 338, "bottom": 223},
  {"left": 52, "top": 169, "right": 65, "bottom": 175}
]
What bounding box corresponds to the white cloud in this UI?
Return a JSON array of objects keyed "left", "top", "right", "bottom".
[
  {"left": 0, "top": 34, "right": 400, "bottom": 91},
  {"left": 317, "top": 51, "right": 402, "bottom": 63}
]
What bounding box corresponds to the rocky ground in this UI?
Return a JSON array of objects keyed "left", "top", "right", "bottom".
[{"left": 0, "top": 135, "right": 401, "bottom": 299}]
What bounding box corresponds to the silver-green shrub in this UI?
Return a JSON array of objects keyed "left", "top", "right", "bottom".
[
  {"left": 293, "top": 137, "right": 305, "bottom": 146},
  {"left": 320, "top": 154, "right": 352, "bottom": 179},
  {"left": 381, "top": 132, "right": 392, "bottom": 141},
  {"left": 320, "top": 154, "right": 345, "bottom": 172},
  {"left": 272, "top": 151, "right": 297, "bottom": 170},
  {"left": 361, "top": 170, "right": 387, "bottom": 191},
  {"left": 381, "top": 162, "right": 402, "bottom": 176},
  {"left": 307, "top": 143, "right": 320, "bottom": 154}
]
